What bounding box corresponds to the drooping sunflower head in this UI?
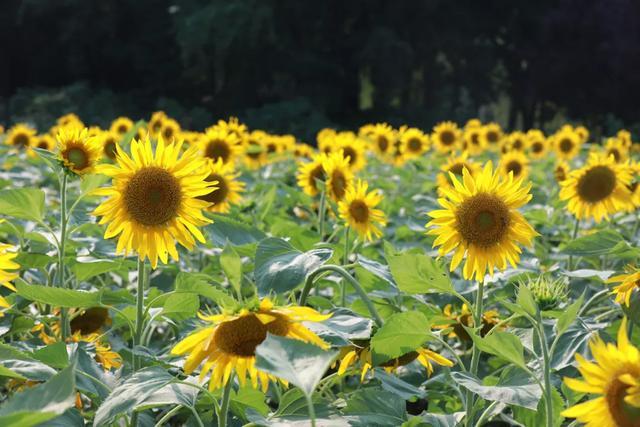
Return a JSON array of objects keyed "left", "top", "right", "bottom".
[
  {"left": 148, "top": 111, "right": 167, "bottom": 136},
  {"left": 297, "top": 152, "right": 329, "bottom": 197},
  {"left": 160, "top": 118, "right": 181, "bottom": 143},
  {"left": 92, "top": 136, "right": 215, "bottom": 268},
  {"left": 5, "top": 123, "right": 37, "bottom": 149},
  {"left": 481, "top": 122, "right": 503, "bottom": 150},
  {"left": 197, "top": 158, "right": 245, "bottom": 213},
  {"left": 70, "top": 307, "right": 112, "bottom": 335},
  {"left": 0, "top": 243, "right": 19, "bottom": 314},
  {"left": 427, "top": 162, "right": 537, "bottom": 281},
  {"left": 367, "top": 123, "right": 396, "bottom": 157},
  {"left": 335, "top": 132, "right": 367, "bottom": 172},
  {"left": 464, "top": 126, "right": 485, "bottom": 155},
  {"left": 110, "top": 117, "right": 134, "bottom": 136},
  {"left": 526, "top": 130, "right": 548, "bottom": 159},
  {"left": 432, "top": 121, "right": 461, "bottom": 154},
  {"left": 436, "top": 152, "right": 480, "bottom": 196},
  {"left": 33, "top": 134, "right": 56, "bottom": 151},
  {"left": 99, "top": 131, "right": 121, "bottom": 161},
  {"left": 604, "top": 137, "right": 629, "bottom": 163},
  {"left": 199, "top": 128, "right": 242, "bottom": 165},
  {"left": 553, "top": 129, "right": 582, "bottom": 160},
  {"left": 562, "top": 317, "right": 640, "bottom": 427},
  {"left": 338, "top": 179, "right": 387, "bottom": 241},
  {"left": 559, "top": 153, "right": 633, "bottom": 223},
  {"left": 171, "top": 298, "right": 331, "bottom": 391},
  {"left": 499, "top": 150, "right": 530, "bottom": 181},
  {"left": 322, "top": 150, "right": 354, "bottom": 202},
  {"left": 400, "top": 127, "right": 430, "bottom": 159},
  {"left": 56, "top": 127, "right": 102, "bottom": 175},
  {"left": 244, "top": 130, "right": 268, "bottom": 169}
]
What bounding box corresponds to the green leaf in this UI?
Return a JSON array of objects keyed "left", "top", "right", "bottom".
[
  {"left": 374, "top": 368, "right": 426, "bottom": 400},
  {"left": 0, "top": 188, "right": 45, "bottom": 222},
  {"left": 162, "top": 293, "right": 200, "bottom": 316},
  {"left": 343, "top": 387, "right": 407, "bottom": 426},
  {"left": 33, "top": 342, "right": 69, "bottom": 369},
  {"left": 254, "top": 237, "right": 333, "bottom": 295},
  {"left": 0, "top": 365, "right": 76, "bottom": 427},
  {"left": 0, "top": 343, "right": 56, "bottom": 381},
  {"left": 80, "top": 173, "right": 109, "bottom": 194},
  {"left": 255, "top": 334, "right": 337, "bottom": 397},
  {"left": 560, "top": 229, "right": 639, "bottom": 257},
  {"left": 466, "top": 328, "right": 527, "bottom": 371},
  {"left": 72, "top": 259, "right": 123, "bottom": 281},
  {"left": 556, "top": 293, "right": 585, "bottom": 336},
  {"left": 387, "top": 250, "right": 453, "bottom": 294},
  {"left": 231, "top": 386, "right": 270, "bottom": 419},
  {"left": 370, "top": 311, "right": 431, "bottom": 365},
  {"left": 0, "top": 365, "right": 26, "bottom": 380},
  {"left": 513, "top": 385, "right": 564, "bottom": 427},
  {"left": 220, "top": 242, "right": 242, "bottom": 296},
  {"left": 174, "top": 272, "right": 237, "bottom": 309},
  {"left": 517, "top": 283, "right": 538, "bottom": 316},
  {"left": 451, "top": 368, "right": 542, "bottom": 409},
  {"left": 16, "top": 279, "right": 100, "bottom": 308},
  {"left": 15, "top": 253, "right": 55, "bottom": 269},
  {"left": 206, "top": 214, "right": 266, "bottom": 247}
]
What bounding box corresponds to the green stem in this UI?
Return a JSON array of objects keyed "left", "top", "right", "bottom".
[
  {"left": 474, "top": 400, "right": 498, "bottom": 427},
  {"left": 306, "top": 394, "right": 317, "bottom": 427},
  {"left": 341, "top": 227, "right": 350, "bottom": 307},
  {"left": 133, "top": 258, "right": 146, "bottom": 370},
  {"left": 58, "top": 174, "right": 70, "bottom": 340},
  {"left": 568, "top": 218, "right": 580, "bottom": 270},
  {"left": 299, "top": 265, "right": 383, "bottom": 326},
  {"left": 154, "top": 405, "right": 183, "bottom": 427},
  {"left": 318, "top": 190, "right": 326, "bottom": 241},
  {"left": 217, "top": 377, "right": 233, "bottom": 427},
  {"left": 536, "top": 315, "right": 555, "bottom": 427},
  {"left": 465, "top": 281, "right": 484, "bottom": 427}
]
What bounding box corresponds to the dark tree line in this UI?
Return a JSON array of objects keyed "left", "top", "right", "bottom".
[{"left": 2, "top": 0, "right": 639, "bottom": 141}]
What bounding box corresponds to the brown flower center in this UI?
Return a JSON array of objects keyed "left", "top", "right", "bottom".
[
  {"left": 456, "top": 193, "right": 510, "bottom": 248},
  {"left": 349, "top": 200, "right": 369, "bottom": 223},
  {"left": 330, "top": 170, "right": 347, "bottom": 199},
  {"left": 486, "top": 131, "right": 498, "bottom": 144},
  {"left": 577, "top": 165, "right": 616, "bottom": 203},
  {"left": 13, "top": 133, "right": 30, "bottom": 147},
  {"left": 505, "top": 160, "right": 523, "bottom": 177},
  {"left": 308, "top": 165, "right": 326, "bottom": 192},
  {"left": 532, "top": 142, "right": 543, "bottom": 153},
  {"left": 377, "top": 135, "right": 389, "bottom": 152},
  {"left": 63, "top": 146, "right": 90, "bottom": 170},
  {"left": 214, "top": 313, "right": 290, "bottom": 357},
  {"left": 205, "top": 140, "right": 231, "bottom": 163},
  {"left": 124, "top": 167, "right": 182, "bottom": 226},
  {"left": 440, "top": 131, "right": 455, "bottom": 146},
  {"left": 342, "top": 146, "right": 358, "bottom": 165},
  {"left": 408, "top": 138, "right": 422, "bottom": 152},
  {"left": 198, "top": 174, "right": 226, "bottom": 205},
  {"left": 71, "top": 307, "right": 110, "bottom": 335},
  {"left": 559, "top": 138, "right": 573, "bottom": 153},
  {"left": 104, "top": 140, "right": 117, "bottom": 160},
  {"left": 606, "top": 378, "right": 640, "bottom": 427},
  {"left": 117, "top": 124, "right": 128, "bottom": 134}
]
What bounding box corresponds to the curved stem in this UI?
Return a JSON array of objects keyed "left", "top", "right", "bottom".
[
  {"left": 465, "top": 281, "right": 484, "bottom": 427},
  {"left": 474, "top": 400, "right": 498, "bottom": 427},
  {"left": 217, "top": 376, "right": 234, "bottom": 427},
  {"left": 133, "top": 258, "right": 146, "bottom": 370},
  {"left": 154, "top": 405, "right": 183, "bottom": 427},
  {"left": 299, "top": 265, "right": 384, "bottom": 326},
  {"left": 58, "top": 174, "right": 70, "bottom": 340}
]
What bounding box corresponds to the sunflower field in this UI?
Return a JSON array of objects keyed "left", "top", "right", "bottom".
[{"left": 0, "top": 113, "right": 639, "bottom": 427}]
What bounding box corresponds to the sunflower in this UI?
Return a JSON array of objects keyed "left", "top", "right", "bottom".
[
  {"left": 367, "top": 123, "right": 396, "bottom": 157},
  {"left": 148, "top": 111, "right": 167, "bottom": 136},
  {"left": 110, "top": 117, "right": 134, "bottom": 136},
  {"left": 432, "top": 121, "right": 461, "bottom": 154},
  {"left": 526, "top": 130, "right": 548, "bottom": 160},
  {"left": 434, "top": 304, "right": 501, "bottom": 341},
  {"left": 322, "top": 150, "right": 354, "bottom": 202},
  {"left": 199, "top": 128, "right": 242, "bottom": 165},
  {"left": 181, "top": 131, "right": 203, "bottom": 146},
  {"left": 317, "top": 128, "right": 337, "bottom": 154},
  {"left": 56, "top": 127, "right": 102, "bottom": 175},
  {"left": 92, "top": 136, "right": 215, "bottom": 269},
  {"left": 463, "top": 126, "right": 485, "bottom": 156},
  {"left": 499, "top": 151, "right": 530, "bottom": 181},
  {"left": 607, "top": 268, "right": 640, "bottom": 307},
  {"left": 504, "top": 131, "right": 527, "bottom": 153},
  {"left": 171, "top": 298, "right": 331, "bottom": 391},
  {"left": 244, "top": 130, "right": 268, "bottom": 169},
  {"left": 555, "top": 160, "right": 570, "bottom": 183},
  {"left": 57, "top": 113, "right": 84, "bottom": 129},
  {"left": 426, "top": 162, "right": 537, "bottom": 281},
  {"left": 0, "top": 243, "right": 19, "bottom": 313},
  {"left": 604, "top": 137, "right": 629, "bottom": 163},
  {"left": 436, "top": 152, "right": 480, "bottom": 197},
  {"left": 576, "top": 125, "right": 590, "bottom": 144},
  {"left": 297, "top": 152, "right": 328, "bottom": 197},
  {"left": 562, "top": 317, "right": 640, "bottom": 427},
  {"left": 198, "top": 159, "right": 245, "bottom": 213},
  {"left": 559, "top": 153, "right": 632, "bottom": 223},
  {"left": 33, "top": 134, "right": 56, "bottom": 151},
  {"left": 337, "top": 340, "right": 453, "bottom": 381},
  {"left": 211, "top": 117, "right": 249, "bottom": 145},
  {"left": 465, "top": 118, "right": 482, "bottom": 129},
  {"left": 400, "top": 127, "right": 430, "bottom": 159},
  {"left": 618, "top": 129, "right": 633, "bottom": 148},
  {"left": 338, "top": 179, "right": 387, "bottom": 241},
  {"left": 293, "top": 143, "right": 314, "bottom": 159},
  {"left": 5, "top": 123, "right": 36, "bottom": 149},
  {"left": 480, "top": 122, "right": 504, "bottom": 150},
  {"left": 160, "top": 118, "right": 181, "bottom": 143},
  {"left": 335, "top": 132, "right": 367, "bottom": 172},
  {"left": 99, "top": 131, "right": 121, "bottom": 161},
  {"left": 553, "top": 129, "right": 582, "bottom": 160}
]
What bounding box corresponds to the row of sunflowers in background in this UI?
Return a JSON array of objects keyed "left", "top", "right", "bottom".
[{"left": 0, "top": 111, "right": 639, "bottom": 426}]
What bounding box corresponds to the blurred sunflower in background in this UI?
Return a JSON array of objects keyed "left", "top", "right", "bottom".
[
  {"left": 110, "top": 117, "right": 134, "bottom": 136},
  {"left": 212, "top": 117, "right": 249, "bottom": 146},
  {"left": 562, "top": 318, "right": 640, "bottom": 427},
  {"left": 148, "top": 111, "right": 167, "bottom": 137},
  {"left": 5, "top": 123, "right": 36, "bottom": 149},
  {"left": 603, "top": 137, "right": 629, "bottom": 163},
  {"left": 323, "top": 150, "right": 354, "bottom": 202},
  {"left": 367, "top": 123, "right": 396, "bottom": 158},
  {"left": 480, "top": 122, "right": 503, "bottom": 150},
  {"left": 198, "top": 158, "right": 245, "bottom": 213},
  {"left": 0, "top": 243, "right": 19, "bottom": 314},
  {"left": 432, "top": 121, "right": 461, "bottom": 154},
  {"left": 160, "top": 118, "right": 181, "bottom": 143},
  {"left": 559, "top": 153, "right": 632, "bottom": 222},
  {"left": 56, "top": 127, "right": 102, "bottom": 175},
  {"left": 504, "top": 131, "right": 527, "bottom": 153},
  {"left": 554, "top": 160, "right": 570, "bottom": 183},
  {"left": 317, "top": 128, "right": 337, "bottom": 155},
  {"left": 92, "top": 137, "right": 215, "bottom": 268},
  {"left": 171, "top": 298, "right": 331, "bottom": 391},
  {"left": 297, "top": 152, "right": 328, "bottom": 197},
  {"left": 427, "top": 162, "right": 537, "bottom": 281},
  {"left": 435, "top": 304, "right": 501, "bottom": 341},
  {"left": 526, "top": 129, "right": 548, "bottom": 160},
  {"left": 499, "top": 150, "right": 530, "bottom": 181},
  {"left": 200, "top": 128, "right": 242, "bottom": 165},
  {"left": 463, "top": 125, "right": 485, "bottom": 156},
  {"left": 99, "top": 131, "right": 120, "bottom": 161},
  {"left": 553, "top": 128, "right": 581, "bottom": 160},
  {"left": 33, "top": 134, "right": 56, "bottom": 151},
  {"left": 338, "top": 179, "right": 386, "bottom": 241},
  {"left": 57, "top": 113, "right": 84, "bottom": 129},
  {"left": 335, "top": 132, "right": 367, "bottom": 172},
  {"left": 400, "top": 127, "right": 430, "bottom": 159},
  {"left": 244, "top": 130, "right": 268, "bottom": 169},
  {"left": 575, "top": 125, "right": 590, "bottom": 144},
  {"left": 436, "top": 152, "right": 480, "bottom": 196}
]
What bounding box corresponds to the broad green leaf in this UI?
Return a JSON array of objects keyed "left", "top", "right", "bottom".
[
  {"left": 560, "top": 229, "right": 639, "bottom": 257},
  {"left": 15, "top": 252, "right": 55, "bottom": 269},
  {"left": 138, "top": 379, "right": 199, "bottom": 410},
  {"left": 0, "top": 342, "right": 57, "bottom": 381},
  {"left": 0, "top": 365, "right": 76, "bottom": 426},
  {"left": 556, "top": 293, "right": 585, "bottom": 336},
  {"left": 343, "top": 387, "right": 407, "bottom": 427},
  {"left": 0, "top": 188, "right": 45, "bottom": 222},
  {"left": 33, "top": 342, "right": 69, "bottom": 369},
  {"left": 418, "top": 413, "right": 465, "bottom": 427},
  {"left": 206, "top": 214, "right": 266, "bottom": 248},
  {"left": 174, "top": 272, "right": 237, "bottom": 309},
  {"left": 0, "top": 412, "right": 59, "bottom": 427},
  {"left": 80, "top": 173, "right": 109, "bottom": 193},
  {"left": 551, "top": 320, "right": 602, "bottom": 370},
  {"left": 255, "top": 334, "right": 338, "bottom": 397},
  {"left": 16, "top": 280, "right": 100, "bottom": 308},
  {"left": 254, "top": 237, "right": 333, "bottom": 295},
  {"left": 162, "top": 292, "right": 200, "bottom": 316},
  {"left": 513, "top": 385, "right": 564, "bottom": 427},
  {"left": 230, "top": 386, "right": 270, "bottom": 419},
  {"left": 0, "top": 365, "right": 26, "bottom": 380},
  {"left": 220, "top": 242, "right": 242, "bottom": 296},
  {"left": 370, "top": 311, "right": 431, "bottom": 365},
  {"left": 387, "top": 250, "right": 453, "bottom": 294},
  {"left": 72, "top": 259, "right": 123, "bottom": 281},
  {"left": 517, "top": 283, "right": 538, "bottom": 316},
  {"left": 308, "top": 308, "right": 373, "bottom": 346},
  {"left": 451, "top": 368, "right": 541, "bottom": 409},
  {"left": 466, "top": 328, "right": 527, "bottom": 371},
  {"left": 374, "top": 368, "right": 426, "bottom": 400}
]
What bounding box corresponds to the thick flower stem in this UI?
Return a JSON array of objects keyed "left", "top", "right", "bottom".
[
  {"left": 306, "top": 393, "right": 317, "bottom": 427},
  {"left": 133, "top": 258, "right": 146, "bottom": 370},
  {"left": 218, "top": 377, "right": 234, "bottom": 427},
  {"left": 536, "top": 315, "right": 555, "bottom": 427},
  {"left": 58, "top": 174, "right": 70, "bottom": 340},
  {"left": 299, "top": 264, "right": 383, "bottom": 326},
  {"left": 567, "top": 218, "right": 580, "bottom": 270},
  {"left": 318, "top": 190, "right": 326, "bottom": 241},
  {"left": 341, "top": 227, "right": 350, "bottom": 307},
  {"left": 465, "top": 281, "right": 484, "bottom": 427}
]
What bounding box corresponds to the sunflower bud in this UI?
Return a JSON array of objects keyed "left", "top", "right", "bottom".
[{"left": 525, "top": 276, "right": 568, "bottom": 310}]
